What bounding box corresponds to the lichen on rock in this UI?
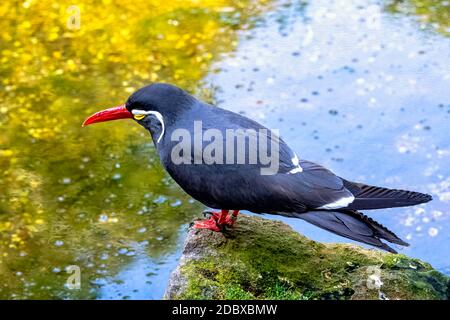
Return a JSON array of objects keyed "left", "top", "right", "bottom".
[{"left": 165, "top": 214, "right": 449, "bottom": 300}]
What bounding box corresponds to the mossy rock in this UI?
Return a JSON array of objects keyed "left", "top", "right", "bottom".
[{"left": 165, "top": 214, "right": 449, "bottom": 300}]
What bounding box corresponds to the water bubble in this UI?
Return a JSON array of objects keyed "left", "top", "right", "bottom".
[
  {"left": 167, "top": 19, "right": 179, "bottom": 26},
  {"left": 54, "top": 240, "right": 64, "bottom": 247},
  {"left": 112, "top": 173, "right": 122, "bottom": 180},
  {"left": 428, "top": 227, "right": 438, "bottom": 237},
  {"left": 90, "top": 278, "right": 108, "bottom": 286},
  {"left": 98, "top": 214, "right": 108, "bottom": 223},
  {"left": 137, "top": 227, "right": 147, "bottom": 233},
  {"left": 170, "top": 200, "right": 182, "bottom": 207},
  {"left": 153, "top": 195, "right": 167, "bottom": 204},
  {"left": 118, "top": 248, "right": 128, "bottom": 255},
  {"left": 404, "top": 216, "right": 415, "bottom": 226},
  {"left": 61, "top": 177, "right": 71, "bottom": 184},
  {"left": 138, "top": 206, "right": 149, "bottom": 214},
  {"left": 398, "top": 146, "right": 408, "bottom": 154},
  {"left": 415, "top": 208, "right": 425, "bottom": 215},
  {"left": 52, "top": 267, "right": 61, "bottom": 273},
  {"left": 100, "top": 253, "right": 109, "bottom": 260},
  {"left": 431, "top": 210, "right": 443, "bottom": 219}
]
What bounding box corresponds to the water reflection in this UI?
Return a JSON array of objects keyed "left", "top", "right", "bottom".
[
  {"left": 207, "top": 0, "right": 450, "bottom": 274},
  {"left": 96, "top": 231, "right": 187, "bottom": 300},
  {"left": 1, "top": 0, "right": 449, "bottom": 299},
  {"left": 0, "top": 0, "right": 269, "bottom": 299},
  {"left": 386, "top": 0, "right": 450, "bottom": 36}
]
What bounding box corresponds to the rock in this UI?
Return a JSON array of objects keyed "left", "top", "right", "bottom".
[{"left": 165, "top": 214, "right": 449, "bottom": 300}]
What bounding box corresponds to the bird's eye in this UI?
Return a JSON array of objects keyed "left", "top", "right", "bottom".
[{"left": 133, "top": 114, "right": 146, "bottom": 120}]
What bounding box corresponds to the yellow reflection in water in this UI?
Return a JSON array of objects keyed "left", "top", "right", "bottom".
[{"left": 0, "top": 0, "right": 269, "bottom": 299}]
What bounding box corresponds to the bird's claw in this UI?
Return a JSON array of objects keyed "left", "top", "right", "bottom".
[
  {"left": 202, "top": 210, "right": 222, "bottom": 220},
  {"left": 202, "top": 210, "right": 214, "bottom": 218},
  {"left": 194, "top": 210, "right": 238, "bottom": 232},
  {"left": 192, "top": 217, "right": 222, "bottom": 232}
]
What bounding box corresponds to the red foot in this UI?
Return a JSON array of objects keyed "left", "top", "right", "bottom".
[
  {"left": 193, "top": 217, "right": 221, "bottom": 232},
  {"left": 193, "top": 210, "right": 240, "bottom": 232},
  {"left": 221, "top": 210, "right": 239, "bottom": 226}
]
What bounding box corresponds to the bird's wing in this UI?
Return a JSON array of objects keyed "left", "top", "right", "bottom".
[
  {"left": 270, "top": 157, "right": 355, "bottom": 210},
  {"left": 272, "top": 147, "right": 431, "bottom": 211},
  {"left": 293, "top": 209, "right": 408, "bottom": 253},
  {"left": 176, "top": 105, "right": 353, "bottom": 210},
  {"left": 248, "top": 126, "right": 355, "bottom": 209}
]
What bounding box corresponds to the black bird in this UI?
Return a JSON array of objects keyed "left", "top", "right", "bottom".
[{"left": 83, "top": 83, "right": 432, "bottom": 253}]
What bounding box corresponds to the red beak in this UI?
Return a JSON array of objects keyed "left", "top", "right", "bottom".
[{"left": 82, "top": 104, "right": 133, "bottom": 127}]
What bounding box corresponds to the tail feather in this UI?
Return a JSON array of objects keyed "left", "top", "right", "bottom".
[
  {"left": 343, "top": 180, "right": 432, "bottom": 210},
  {"left": 295, "top": 209, "right": 409, "bottom": 253}
]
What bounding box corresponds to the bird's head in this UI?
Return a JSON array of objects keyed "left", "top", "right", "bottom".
[{"left": 82, "top": 83, "right": 195, "bottom": 142}]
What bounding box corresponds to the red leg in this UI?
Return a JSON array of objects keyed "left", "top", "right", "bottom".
[
  {"left": 193, "top": 210, "right": 229, "bottom": 232},
  {"left": 217, "top": 209, "right": 229, "bottom": 225},
  {"left": 225, "top": 210, "right": 239, "bottom": 226}
]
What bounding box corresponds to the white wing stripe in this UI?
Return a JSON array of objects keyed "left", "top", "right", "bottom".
[
  {"left": 318, "top": 195, "right": 355, "bottom": 209},
  {"left": 288, "top": 153, "right": 303, "bottom": 174}
]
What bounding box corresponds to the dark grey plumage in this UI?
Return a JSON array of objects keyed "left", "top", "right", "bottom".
[{"left": 126, "top": 83, "right": 432, "bottom": 253}]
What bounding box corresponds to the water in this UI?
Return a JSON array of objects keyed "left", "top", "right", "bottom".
[
  {"left": 207, "top": 0, "right": 450, "bottom": 272},
  {"left": 0, "top": 0, "right": 449, "bottom": 299}
]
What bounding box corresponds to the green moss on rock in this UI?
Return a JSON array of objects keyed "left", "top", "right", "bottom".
[{"left": 165, "top": 214, "right": 449, "bottom": 300}]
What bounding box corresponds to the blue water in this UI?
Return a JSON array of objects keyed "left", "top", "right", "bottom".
[
  {"left": 205, "top": 0, "right": 450, "bottom": 273},
  {"left": 97, "top": 232, "right": 187, "bottom": 299}
]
